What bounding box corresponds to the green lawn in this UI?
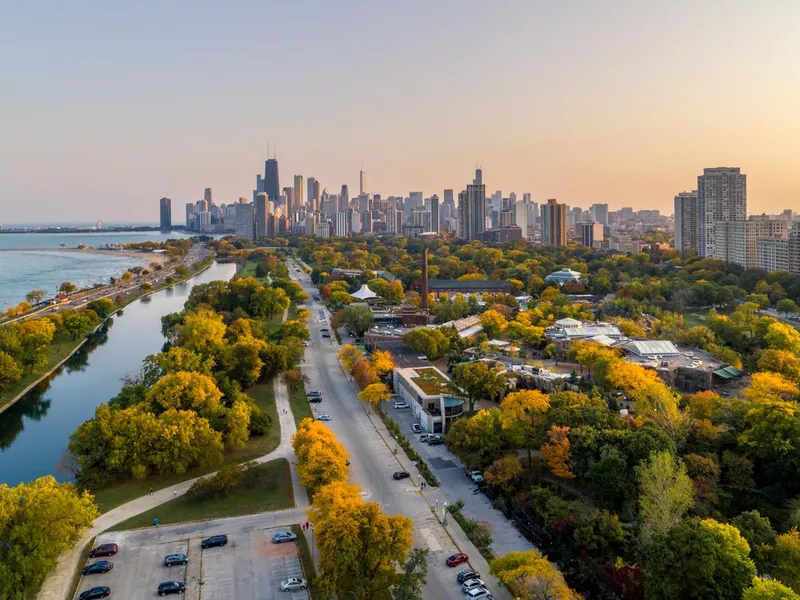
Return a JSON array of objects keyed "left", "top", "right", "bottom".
[
  {"left": 92, "top": 380, "right": 281, "bottom": 513},
  {"left": 288, "top": 374, "right": 313, "bottom": 427},
  {"left": 683, "top": 312, "right": 708, "bottom": 329},
  {"left": 238, "top": 259, "right": 270, "bottom": 284},
  {"left": 109, "top": 458, "right": 293, "bottom": 530}
]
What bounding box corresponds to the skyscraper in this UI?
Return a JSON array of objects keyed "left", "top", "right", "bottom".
[
  {"left": 430, "top": 194, "right": 440, "bottom": 234},
  {"left": 360, "top": 170, "right": 367, "bottom": 195},
  {"left": 307, "top": 177, "right": 319, "bottom": 211},
  {"left": 590, "top": 203, "right": 609, "bottom": 226},
  {"left": 284, "top": 187, "right": 295, "bottom": 221},
  {"left": 294, "top": 175, "right": 304, "bottom": 209},
  {"left": 674, "top": 191, "right": 699, "bottom": 255},
  {"left": 255, "top": 193, "right": 267, "bottom": 239},
  {"left": 159, "top": 197, "right": 172, "bottom": 230},
  {"left": 235, "top": 203, "right": 254, "bottom": 240},
  {"left": 579, "top": 222, "right": 604, "bottom": 248},
  {"left": 264, "top": 158, "right": 280, "bottom": 200},
  {"left": 697, "top": 167, "right": 747, "bottom": 258},
  {"left": 541, "top": 199, "right": 567, "bottom": 246},
  {"left": 457, "top": 169, "right": 486, "bottom": 240},
  {"left": 340, "top": 185, "right": 349, "bottom": 212},
  {"left": 513, "top": 197, "right": 528, "bottom": 238},
  {"left": 204, "top": 188, "right": 213, "bottom": 204}
]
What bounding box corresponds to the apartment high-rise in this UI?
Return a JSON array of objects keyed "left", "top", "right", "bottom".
[
  {"left": 579, "top": 222, "right": 604, "bottom": 248},
  {"left": 541, "top": 199, "right": 567, "bottom": 246},
  {"left": 294, "top": 175, "right": 304, "bottom": 209},
  {"left": 674, "top": 191, "right": 699, "bottom": 255},
  {"left": 159, "top": 197, "right": 172, "bottom": 230},
  {"left": 790, "top": 223, "right": 800, "bottom": 274},
  {"left": 512, "top": 197, "right": 528, "bottom": 239},
  {"left": 360, "top": 170, "right": 367, "bottom": 195},
  {"left": 430, "top": 194, "right": 440, "bottom": 234},
  {"left": 590, "top": 203, "right": 609, "bottom": 226},
  {"left": 235, "top": 203, "right": 254, "bottom": 240},
  {"left": 697, "top": 167, "right": 747, "bottom": 258},
  {"left": 185, "top": 203, "right": 194, "bottom": 229},
  {"left": 264, "top": 159, "right": 280, "bottom": 200},
  {"left": 457, "top": 169, "right": 486, "bottom": 240},
  {"left": 386, "top": 209, "right": 403, "bottom": 235},
  {"left": 255, "top": 193, "right": 268, "bottom": 239},
  {"left": 714, "top": 217, "right": 788, "bottom": 269}
]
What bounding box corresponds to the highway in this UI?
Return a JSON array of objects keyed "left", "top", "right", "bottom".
[{"left": 289, "top": 262, "right": 504, "bottom": 600}]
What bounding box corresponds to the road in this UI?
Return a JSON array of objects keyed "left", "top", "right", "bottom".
[{"left": 290, "top": 263, "right": 508, "bottom": 600}]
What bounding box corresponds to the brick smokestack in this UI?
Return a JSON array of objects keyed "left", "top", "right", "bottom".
[{"left": 421, "top": 248, "right": 429, "bottom": 311}]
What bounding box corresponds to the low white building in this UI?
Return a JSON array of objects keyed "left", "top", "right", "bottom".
[{"left": 392, "top": 366, "right": 465, "bottom": 434}]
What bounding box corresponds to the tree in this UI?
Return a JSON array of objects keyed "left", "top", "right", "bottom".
[
  {"left": 338, "top": 344, "right": 364, "bottom": 373},
  {"left": 178, "top": 310, "right": 227, "bottom": 358},
  {"left": 490, "top": 550, "right": 580, "bottom": 600},
  {"left": 280, "top": 319, "right": 310, "bottom": 340},
  {"left": 452, "top": 361, "right": 506, "bottom": 413},
  {"left": 145, "top": 371, "right": 224, "bottom": 417},
  {"left": 765, "top": 322, "right": 800, "bottom": 354},
  {"left": 739, "top": 400, "right": 800, "bottom": 466},
  {"left": 484, "top": 455, "right": 523, "bottom": 493},
  {"left": 17, "top": 319, "right": 56, "bottom": 372},
  {"left": 0, "top": 476, "right": 98, "bottom": 598},
  {"left": 0, "top": 351, "right": 23, "bottom": 393},
  {"left": 777, "top": 299, "right": 800, "bottom": 317},
  {"left": 741, "top": 372, "right": 800, "bottom": 403},
  {"left": 358, "top": 383, "right": 390, "bottom": 409},
  {"left": 587, "top": 445, "right": 632, "bottom": 511},
  {"left": 25, "top": 289, "right": 46, "bottom": 304},
  {"left": 480, "top": 309, "right": 508, "bottom": 338},
  {"left": 282, "top": 368, "right": 307, "bottom": 393},
  {"left": 745, "top": 578, "right": 800, "bottom": 600},
  {"left": 315, "top": 498, "right": 413, "bottom": 599},
  {"left": 86, "top": 297, "right": 116, "bottom": 318},
  {"left": 292, "top": 418, "right": 349, "bottom": 498},
  {"left": 224, "top": 399, "right": 252, "bottom": 450},
  {"left": 758, "top": 350, "right": 800, "bottom": 383},
  {"left": 339, "top": 305, "right": 375, "bottom": 336},
  {"left": 154, "top": 346, "right": 215, "bottom": 375},
  {"left": 59, "top": 281, "right": 77, "bottom": 294},
  {"left": 393, "top": 548, "right": 429, "bottom": 600},
  {"left": 224, "top": 337, "right": 267, "bottom": 387},
  {"left": 732, "top": 510, "right": 776, "bottom": 574},
  {"left": 370, "top": 349, "right": 396, "bottom": 378},
  {"left": 500, "top": 389, "right": 550, "bottom": 471},
  {"left": 573, "top": 510, "right": 627, "bottom": 561},
  {"left": 62, "top": 310, "right": 93, "bottom": 340},
  {"left": 541, "top": 426, "right": 575, "bottom": 479},
  {"left": 402, "top": 328, "right": 449, "bottom": 361},
  {"left": 353, "top": 359, "right": 378, "bottom": 387},
  {"left": 772, "top": 529, "right": 800, "bottom": 593},
  {"left": 446, "top": 408, "right": 509, "bottom": 467},
  {"left": 636, "top": 451, "right": 694, "bottom": 542},
  {"left": 645, "top": 518, "right": 755, "bottom": 600}
]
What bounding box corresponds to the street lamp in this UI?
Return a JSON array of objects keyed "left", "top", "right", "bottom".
[
  {"left": 443, "top": 502, "right": 449, "bottom": 526},
  {"left": 393, "top": 436, "right": 398, "bottom": 455}
]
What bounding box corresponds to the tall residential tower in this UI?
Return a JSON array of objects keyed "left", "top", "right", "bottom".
[{"left": 697, "top": 167, "right": 747, "bottom": 258}]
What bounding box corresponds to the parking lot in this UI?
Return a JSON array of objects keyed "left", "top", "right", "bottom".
[{"left": 74, "top": 520, "right": 309, "bottom": 600}]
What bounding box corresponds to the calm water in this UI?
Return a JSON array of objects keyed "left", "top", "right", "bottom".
[
  {"left": 0, "top": 231, "right": 199, "bottom": 310},
  {"left": 0, "top": 261, "right": 237, "bottom": 485}
]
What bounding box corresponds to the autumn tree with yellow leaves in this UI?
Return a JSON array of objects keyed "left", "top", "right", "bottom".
[
  {"left": 292, "top": 418, "right": 349, "bottom": 498},
  {"left": 338, "top": 344, "right": 364, "bottom": 373},
  {"left": 541, "top": 425, "right": 575, "bottom": 479},
  {"left": 501, "top": 389, "right": 550, "bottom": 471},
  {"left": 358, "top": 382, "right": 391, "bottom": 409},
  {"left": 490, "top": 550, "right": 580, "bottom": 600}
]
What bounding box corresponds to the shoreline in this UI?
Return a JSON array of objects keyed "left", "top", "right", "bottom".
[
  {"left": 0, "top": 260, "right": 213, "bottom": 416},
  {"left": 0, "top": 247, "right": 168, "bottom": 265}
]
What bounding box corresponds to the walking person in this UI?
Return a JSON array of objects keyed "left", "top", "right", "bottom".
[
  {"left": 149, "top": 488, "right": 154, "bottom": 496},
  {"left": 173, "top": 489, "right": 177, "bottom": 498}
]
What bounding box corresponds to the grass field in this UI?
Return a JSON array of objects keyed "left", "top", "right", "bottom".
[
  {"left": 92, "top": 380, "right": 280, "bottom": 513},
  {"left": 238, "top": 259, "right": 270, "bottom": 284},
  {"left": 288, "top": 373, "right": 313, "bottom": 427},
  {"left": 109, "top": 458, "right": 293, "bottom": 530},
  {"left": 683, "top": 312, "right": 708, "bottom": 329}
]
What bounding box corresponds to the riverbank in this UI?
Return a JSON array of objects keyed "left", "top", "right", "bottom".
[{"left": 0, "top": 258, "right": 213, "bottom": 415}]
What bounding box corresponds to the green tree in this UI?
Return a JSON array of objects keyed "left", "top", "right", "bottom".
[
  {"left": 637, "top": 451, "right": 695, "bottom": 542},
  {"left": 280, "top": 319, "right": 310, "bottom": 340},
  {"left": 500, "top": 389, "right": 550, "bottom": 472},
  {"left": 777, "top": 299, "right": 800, "bottom": 317},
  {"left": 772, "top": 529, "right": 800, "bottom": 593},
  {"left": 58, "top": 281, "right": 77, "bottom": 294},
  {"left": 338, "top": 305, "right": 376, "bottom": 336},
  {"left": 587, "top": 445, "right": 632, "bottom": 511},
  {"left": 402, "top": 328, "right": 449, "bottom": 361},
  {"left": 224, "top": 337, "right": 267, "bottom": 388},
  {"left": 24, "top": 289, "right": 46, "bottom": 304},
  {"left": 86, "top": 297, "right": 116, "bottom": 318},
  {"left": 0, "top": 351, "right": 23, "bottom": 393},
  {"left": 744, "top": 578, "right": 800, "bottom": 600},
  {"left": 645, "top": 518, "right": 755, "bottom": 600},
  {"left": 0, "top": 476, "right": 98, "bottom": 599},
  {"left": 452, "top": 361, "right": 506, "bottom": 414},
  {"left": 62, "top": 310, "right": 93, "bottom": 339},
  {"left": 732, "top": 510, "right": 776, "bottom": 573},
  {"left": 17, "top": 319, "right": 56, "bottom": 372},
  {"left": 393, "top": 548, "right": 429, "bottom": 600}
]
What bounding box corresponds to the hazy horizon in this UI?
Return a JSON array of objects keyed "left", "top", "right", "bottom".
[{"left": 2, "top": 1, "right": 799, "bottom": 222}]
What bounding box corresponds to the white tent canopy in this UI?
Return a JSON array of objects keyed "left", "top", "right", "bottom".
[{"left": 351, "top": 284, "right": 377, "bottom": 300}]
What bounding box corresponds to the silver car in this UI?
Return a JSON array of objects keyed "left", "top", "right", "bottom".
[{"left": 280, "top": 577, "right": 308, "bottom": 591}]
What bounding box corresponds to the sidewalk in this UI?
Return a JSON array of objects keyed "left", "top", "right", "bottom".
[{"left": 38, "top": 374, "right": 300, "bottom": 600}]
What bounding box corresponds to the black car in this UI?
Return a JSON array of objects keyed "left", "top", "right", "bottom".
[
  {"left": 79, "top": 587, "right": 110, "bottom": 600},
  {"left": 457, "top": 569, "right": 481, "bottom": 584},
  {"left": 164, "top": 553, "right": 189, "bottom": 567},
  {"left": 157, "top": 581, "right": 185, "bottom": 596},
  {"left": 392, "top": 471, "right": 411, "bottom": 480},
  {"left": 201, "top": 534, "right": 228, "bottom": 549},
  {"left": 309, "top": 396, "right": 323, "bottom": 403},
  {"left": 83, "top": 561, "right": 113, "bottom": 575}
]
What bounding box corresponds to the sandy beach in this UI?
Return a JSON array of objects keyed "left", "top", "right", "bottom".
[{"left": 0, "top": 247, "right": 170, "bottom": 265}]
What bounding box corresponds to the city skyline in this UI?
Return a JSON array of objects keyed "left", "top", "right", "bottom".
[{"left": 3, "top": 2, "right": 800, "bottom": 222}]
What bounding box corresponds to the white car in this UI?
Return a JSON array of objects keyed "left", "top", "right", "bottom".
[
  {"left": 393, "top": 401, "right": 409, "bottom": 409},
  {"left": 317, "top": 414, "right": 332, "bottom": 422},
  {"left": 464, "top": 587, "right": 493, "bottom": 600},
  {"left": 280, "top": 577, "right": 307, "bottom": 591},
  {"left": 462, "top": 578, "right": 486, "bottom": 592}
]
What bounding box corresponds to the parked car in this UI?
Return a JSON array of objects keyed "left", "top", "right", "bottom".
[
  {"left": 392, "top": 471, "right": 410, "bottom": 480},
  {"left": 462, "top": 578, "right": 486, "bottom": 592},
  {"left": 464, "top": 588, "right": 493, "bottom": 600},
  {"left": 157, "top": 581, "right": 185, "bottom": 596},
  {"left": 411, "top": 423, "right": 422, "bottom": 433},
  {"left": 393, "top": 401, "right": 409, "bottom": 409},
  {"left": 201, "top": 535, "right": 228, "bottom": 549},
  {"left": 419, "top": 434, "right": 430, "bottom": 443},
  {"left": 89, "top": 544, "right": 118, "bottom": 558},
  {"left": 428, "top": 436, "right": 443, "bottom": 446},
  {"left": 446, "top": 552, "right": 469, "bottom": 567},
  {"left": 272, "top": 531, "right": 298, "bottom": 544},
  {"left": 163, "top": 553, "right": 189, "bottom": 567},
  {"left": 321, "top": 332, "right": 330, "bottom": 338},
  {"left": 307, "top": 390, "right": 322, "bottom": 397},
  {"left": 456, "top": 569, "right": 481, "bottom": 584},
  {"left": 82, "top": 561, "right": 113, "bottom": 575},
  {"left": 280, "top": 577, "right": 308, "bottom": 591},
  {"left": 317, "top": 414, "right": 332, "bottom": 421},
  {"left": 469, "top": 471, "right": 484, "bottom": 484},
  {"left": 79, "top": 587, "right": 110, "bottom": 600},
  {"left": 309, "top": 396, "right": 323, "bottom": 404}
]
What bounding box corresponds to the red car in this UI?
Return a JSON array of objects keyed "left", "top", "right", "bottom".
[
  {"left": 89, "top": 543, "right": 119, "bottom": 558},
  {"left": 446, "top": 552, "right": 469, "bottom": 567}
]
